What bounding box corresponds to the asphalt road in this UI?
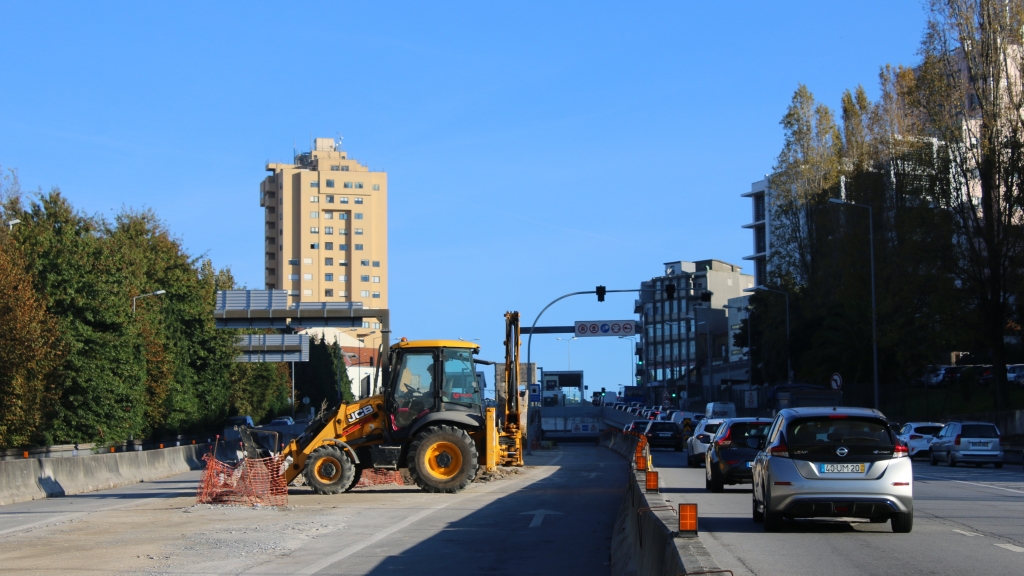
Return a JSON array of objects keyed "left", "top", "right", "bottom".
[
  {"left": 0, "top": 444, "right": 625, "bottom": 575},
  {"left": 654, "top": 448, "right": 1024, "bottom": 576}
]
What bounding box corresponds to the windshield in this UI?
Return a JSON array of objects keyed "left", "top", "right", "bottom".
[
  {"left": 703, "top": 422, "right": 722, "bottom": 434},
  {"left": 725, "top": 421, "right": 770, "bottom": 441},
  {"left": 787, "top": 417, "right": 892, "bottom": 447},
  {"left": 441, "top": 348, "right": 480, "bottom": 407},
  {"left": 914, "top": 425, "right": 942, "bottom": 436},
  {"left": 649, "top": 423, "right": 678, "bottom": 432},
  {"left": 961, "top": 424, "right": 999, "bottom": 438}
]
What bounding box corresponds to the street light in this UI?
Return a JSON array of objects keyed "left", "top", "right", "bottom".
[
  {"left": 5, "top": 219, "right": 21, "bottom": 231},
  {"left": 556, "top": 336, "right": 577, "bottom": 370},
  {"left": 747, "top": 286, "right": 791, "bottom": 384},
  {"left": 618, "top": 335, "right": 637, "bottom": 393},
  {"left": 828, "top": 197, "right": 879, "bottom": 410},
  {"left": 131, "top": 290, "right": 166, "bottom": 314}
]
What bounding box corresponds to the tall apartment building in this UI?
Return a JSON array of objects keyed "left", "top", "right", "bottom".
[
  {"left": 741, "top": 178, "right": 771, "bottom": 288},
  {"left": 260, "top": 138, "right": 388, "bottom": 329}
]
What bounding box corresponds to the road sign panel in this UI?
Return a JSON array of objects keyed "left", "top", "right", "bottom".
[
  {"left": 574, "top": 320, "right": 640, "bottom": 338},
  {"left": 830, "top": 373, "right": 843, "bottom": 391}
]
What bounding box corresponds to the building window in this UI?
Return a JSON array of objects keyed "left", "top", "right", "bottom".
[
  {"left": 339, "top": 275, "right": 347, "bottom": 281},
  {"left": 324, "top": 212, "right": 333, "bottom": 220},
  {"left": 325, "top": 273, "right": 334, "bottom": 281},
  {"left": 355, "top": 244, "right": 363, "bottom": 250},
  {"left": 303, "top": 274, "right": 313, "bottom": 280},
  {"left": 344, "top": 182, "right": 353, "bottom": 188},
  {"left": 361, "top": 259, "right": 370, "bottom": 266},
  {"left": 373, "top": 322, "right": 381, "bottom": 329},
  {"left": 266, "top": 252, "right": 276, "bottom": 261},
  {"left": 303, "top": 289, "right": 313, "bottom": 296},
  {"left": 360, "top": 275, "right": 370, "bottom": 282},
  {"left": 288, "top": 290, "right": 299, "bottom": 296},
  {"left": 372, "top": 184, "right": 380, "bottom": 190},
  {"left": 360, "top": 290, "right": 370, "bottom": 298},
  {"left": 325, "top": 258, "right": 333, "bottom": 266},
  {"left": 326, "top": 180, "right": 335, "bottom": 188},
  {"left": 355, "top": 198, "right": 364, "bottom": 205},
  {"left": 338, "top": 290, "right": 347, "bottom": 296},
  {"left": 325, "top": 288, "right": 334, "bottom": 297},
  {"left": 310, "top": 181, "right": 319, "bottom": 188},
  {"left": 340, "top": 197, "right": 349, "bottom": 204},
  {"left": 342, "top": 166, "right": 349, "bottom": 171},
  {"left": 303, "top": 258, "right": 312, "bottom": 264},
  {"left": 339, "top": 244, "right": 349, "bottom": 250},
  {"left": 372, "top": 260, "right": 380, "bottom": 267},
  {"left": 339, "top": 260, "right": 347, "bottom": 266},
  {"left": 288, "top": 259, "right": 299, "bottom": 265},
  {"left": 355, "top": 228, "right": 363, "bottom": 235},
  {"left": 310, "top": 227, "right": 319, "bottom": 234},
  {"left": 355, "top": 213, "right": 363, "bottom": 220},
  {"left": 330, "top": 165, "right": 340, "bottom": 171},
  {"left": 309, "top": 243, "right": 319, "bottom": 249},
  {"left": 339, "top": 213, "right": 349, "bottom": 220},
  {"left": 326, "top": 196, "right": 334, "bottom": 204},
  {"left": 325, "top": 242, "right": 333, "bottom": 250},
  {"left": 372, "top": 276, "right": 380, "bottom": 283},
  {"left": 288, "top": 274, "right": 299, "bottom": 280},
  {"left": 325, "top": 226, "right": 334, "bottom": 235},
  {"left": 339, "top": 228, "right": 347, "bottom": 235},
  {"left": 357, "top": 182, "right": 366, "bottom": 189},
  {"left": 267, "top": 206, "right": 276, "bottom": 214},
  {"left": 310, "top": 211, "right": 319, "bottom": 218},
  {"left": 362, "top": 321, "right": 370, "bottom": 328},
  {"left": 310, "top": 196, "right": 319, "bottom": 203},
  {"left": 372, "top": 292, "right": 380, "bottom": 298}
]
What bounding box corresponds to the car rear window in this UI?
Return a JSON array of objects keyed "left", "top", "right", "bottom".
[
  {"left": 649, "top": 423, "right": 677, "bottom": 432},
  {"left": 961, "top": 424, "right": 999, "bottom": 438},
  {"left": 914, "top": 425, "right": 942, "bottom": 436},
  {"left": 703, "top": 423, "right": 721, "bottom": 434},
  {"left": 787, "top": 417, "right": 892, "bottom": 447},
  {"left": 726, "top": 421, "right": 770, "bottom": 440}
]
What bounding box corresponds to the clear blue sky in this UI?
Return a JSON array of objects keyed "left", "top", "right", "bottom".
[{"left": 0, "top": 2, "right": 927, "bottom": 395}]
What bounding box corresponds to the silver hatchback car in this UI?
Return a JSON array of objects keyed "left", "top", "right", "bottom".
[
  {"left": 929, "top": 421, "right": 1004, "bottom": 467},
  {"left": 751, "top": 407, "right": 913, "bottom": 533}
]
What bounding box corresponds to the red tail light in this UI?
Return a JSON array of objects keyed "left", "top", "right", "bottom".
[
  {"left": 909, "top": 435, "right": 922, "bottom": 440},
  {"left": 954, "top": 434, "right": 962, "bottom": 445},
  {"left": 768, "top": 440, "right": 789, "bottom": 458},
  {"left": 893, "top": 444, "right": 909, "bottom": 458},
  {"left": 716, "top": 427, "right": 733, "bottom": 447}
]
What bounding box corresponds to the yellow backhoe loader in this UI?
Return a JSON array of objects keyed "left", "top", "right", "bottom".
[{"left": 257, "top": 312, "right": 526, "bottom": 494}]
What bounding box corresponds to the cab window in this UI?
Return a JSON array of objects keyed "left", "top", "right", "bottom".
[
  {"left": 394, "top": 352, "right": 434, "bottom": 429},
  {"left": 441, "top": 348, "right": 480, "bottom": 406}
]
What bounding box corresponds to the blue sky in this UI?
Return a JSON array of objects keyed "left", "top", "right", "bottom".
[{"left": 0, "top": 1, "right": 927, "bottom": 395}]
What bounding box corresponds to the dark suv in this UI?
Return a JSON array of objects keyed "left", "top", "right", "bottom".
[
  {"left": 705, "top": 418, "right": 772, "bottom": 492},
  {"left": 644, "top": 421, "right": 684, "bottom": 451}
]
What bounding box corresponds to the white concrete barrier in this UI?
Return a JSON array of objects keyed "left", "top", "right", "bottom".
[{"left": 0, "top": 444, "right": 208, "bottom": 506}]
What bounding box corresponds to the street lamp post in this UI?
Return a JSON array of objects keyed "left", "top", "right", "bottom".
[
  {"left": 748, "top": 286, "right": 791, "bottom": 384},
  {"left": 618, "top": 335, "right": 636, "bottom": 394},
  {"left": 5, "top": 219, "right": 21, "bottom": 232},
  {"left": 828, "top": 198, "right": 879, "bottom": 410},
  {"left": 556, "top": 337, "right": 577, "bottom": 370},
  {"left": 131, "top": 290, "right": 166, "bottom": 314}
]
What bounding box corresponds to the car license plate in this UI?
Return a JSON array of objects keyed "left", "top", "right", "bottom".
[
  {"left": 819, "top": 463, "right": 865, "bottom": 473},
  {"left": 971, "top": 442, "right": 987, "bottom": 448},
  {"left": 658, "top": 433, "right": 670, "bottom": 437},
  {"left": 745, "top": 462, "right": 753, "bottom": 468}
]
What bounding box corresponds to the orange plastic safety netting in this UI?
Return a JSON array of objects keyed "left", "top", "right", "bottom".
[
  {"left": 195, "top": 453, "right": 288, "bottom": 507},
  {"left": 355, "top": 469, "right": 404, "bottom": 488}
]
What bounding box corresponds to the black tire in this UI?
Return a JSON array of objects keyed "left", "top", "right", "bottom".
[
  {"left": 929, "top": 451, "right": 938, "bottom": 466},
  {"left": 685, "top": 453, "right": 692, "bottom": 467},
  {"left": 947, "top": 452, "right": 957, "bottom": 467},
  {"left": 345, "top": 466, "right": 363, "bottom": 492},
  {"left": 408, "top": 425, "right": 479, "bottom": 493},
  {"left": 709, "top": 466, "right": 724, "bottom": 493},
  {"left": 891, "top": 511, "right": 913, "bottom": 533},
  {"left": 752, "top": 492, "right": 764, "bottom": 523},
  {"left": 705, "top": 472, "right": 711, "bottom": 491},
  {"left": 763, "top": 488, "right": 782, "bottom": 532},
  {"left": 675, "top": 442, "right": 683, "bottom": 452},
  {"left": 303, "top": 445, "right": 355, "bottom": 495},
  {"left": 995, "top": 462, "right": 1004, "bottom": 469}
]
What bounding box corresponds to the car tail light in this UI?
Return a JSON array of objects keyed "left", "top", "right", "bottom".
[
  {"left": 909, "top": 435, "right": 922, "bottom": 440},
  {"left": 716, "top": 428, "right": 733, "bottom": 447},
  {"left": 954, "top": 434, "right": 962, "bottom": 446},
  {"left": 726, "top": 460, "right": 740, "bottom": 465},
  {"left": 892, "top": 482, "right": 910, "bottom": 486},
  {"left": 768, "top": 440, "right": 789, "bottom": 458},
  {"left": 893, "top": 443, "right": 909, "bottom": 458}
]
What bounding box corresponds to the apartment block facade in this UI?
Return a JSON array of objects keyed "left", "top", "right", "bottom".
[
  {"left": 260, "top": 138, "right": 388, "bottom": 323},
  {"left": 741, "top": 177, "right": 770, "bottom": 288}
]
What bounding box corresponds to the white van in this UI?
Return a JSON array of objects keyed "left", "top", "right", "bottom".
[{"left": 705, "top": 402, "right": 736, "bottom": 420}]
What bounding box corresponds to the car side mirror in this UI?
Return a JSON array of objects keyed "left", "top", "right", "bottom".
[{"left": 697, "top": 434, "right": 711, "bottom": 443}]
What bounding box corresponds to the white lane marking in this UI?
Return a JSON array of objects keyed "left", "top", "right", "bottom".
[
  {"left": 294, "top": 453, "right": 564, "bottom": 575},
  {"left": 952, "top": 529, "right": 981, "bottom": 537},
  {"left": 520, "top": 509, "right": 563, "bottom": 528},
  {"left": 916, "top": 474, "right": 1024, "bottom": 495},
  {"left": 994, "top": 543, "right": 1024, "bottom": 553}
]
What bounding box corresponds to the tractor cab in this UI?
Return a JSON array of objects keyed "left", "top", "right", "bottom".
[{"left": 385, "top": 339, "right": 484, "bottom": 441}]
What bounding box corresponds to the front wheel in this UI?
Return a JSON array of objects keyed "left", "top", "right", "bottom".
[
  {"left": 947, "top": 452, "right": 957, "bottom": 467},
  {"left": 752, "top": 492, "right": 764, "bottom": 523},
  {"left": 303, "top": 445, "right": 355, "bottom": 495},
  {"left": 408, "top": 425, "right": 479, "bottom": 493},
  {"left": 929, "top": 451, "right": 938, "bottom": 466},
  {"left": 892, "top": 511, "right": 913, "bottom": 533}
]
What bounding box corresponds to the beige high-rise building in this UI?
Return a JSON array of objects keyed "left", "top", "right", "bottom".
[{"left": 260, "top": 137, "right": 388, "bottom": 331}]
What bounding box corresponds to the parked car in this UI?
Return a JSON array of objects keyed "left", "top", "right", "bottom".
[
  {"left": 897, "top": 422, "right": 944, "bottom": 459},
  {"left": 920, "top": 365, "right": 950, "bottom": 388},
  {"left": 1007, "top": 364, "right": 1024, "bottom": 384},
  {"left": 942, "top": 366, "right": 966, "bottom": 384},
  {"left": 686, "top": 419, "right": 724, "bottom": 467},
  {"left": 625, "top": 420, "right": 650, "bottom": 433},
  {"left": 222, "top": 415, "right": 255, "bottom": 441},
  {"left": 751, "top": 407, "right": 913, "bottom": 533},
  {"left": 659, "top": 410, "right": 679, "bottom": 422},
  {"left": 705, "top": 418, "right": 771, "bottom": 492},
  {"left": 644, "top": 421, "right": 684, "bottom": 451},
  {"left": 269, "top": 416, "right": 295, "bottom": 426},
  {"left": 929, "top": 421, "right": 1004, "bottom": 467}
]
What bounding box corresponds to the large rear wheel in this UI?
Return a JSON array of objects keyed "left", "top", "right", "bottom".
[
  {"left": 409, "top": 426, "right": 479, "bottom": 493},
  {"left": 303, "top": 445, "right": 355, "bottom": 495}
]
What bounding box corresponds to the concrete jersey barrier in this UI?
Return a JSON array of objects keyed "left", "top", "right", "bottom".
[{"left": 0, "top": 444, "right": 208, "bottom": 506}]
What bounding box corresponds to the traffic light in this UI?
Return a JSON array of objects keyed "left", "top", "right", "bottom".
[
  {"left": 665, "top": 284, "right": 676, "bottom": 299},
  {"left": 601, "top": 387, "right": 606, "bottom": 397},
  {"left": 596, "top": 285, "right": 606, "bottom": 302},
  {"left": 671, "top": 392, "right": 677, "bottom": 398},
  {"left": 700, "top": 290, "right": 713, "bottom": 303}
]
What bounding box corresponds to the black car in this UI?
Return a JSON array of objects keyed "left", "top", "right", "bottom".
[
  {"left": 644, "top": 421, "right": 684, "bottom": 451},
  {"left": 706, "top": 418, "right": 772, "bottom": 492}
]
